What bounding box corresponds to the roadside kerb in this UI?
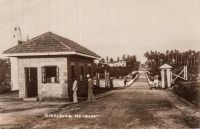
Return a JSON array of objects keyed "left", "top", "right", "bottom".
[
  {"left": 168, "top": 89, "right": 198, "bottom": 109},
  {"left": 95, "top": 91, "right": 115, "bottom": 99},
  {"left": 162, "top": 90, "right": 200, "bottom": 118}
]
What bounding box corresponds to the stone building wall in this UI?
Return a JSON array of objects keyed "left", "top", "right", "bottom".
[
  {"left": 17, "top": 57, "right": 68, "bottom": 99},
  {"left": 67, "top": 55, "right": 95, "bottom": 98},
  {"left": 17, "top": 55, "right": 97, "bottom": 100}
]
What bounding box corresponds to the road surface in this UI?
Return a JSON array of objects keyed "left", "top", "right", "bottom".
[{"left": 25, "top": 71, "right": 199, "bottom": 129}]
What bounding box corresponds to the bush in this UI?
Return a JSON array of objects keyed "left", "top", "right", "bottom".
[
  {"left": 0, "top": 59, "right": 6, "bottom": 83},
  {"left": 149, "top": 66, "right": 160, "bottom": 76},
  {"left": 0, "top": 79, "right": 11, "bottom": 93},
  {"left": 0, "top": 58, "right": 11, "bottom": 93},
  {"left": 147, "top": 74, "right": 154, "bottom": 81},
  {"left": 173, "top": 82, "right": 200, "bottom": 107}
]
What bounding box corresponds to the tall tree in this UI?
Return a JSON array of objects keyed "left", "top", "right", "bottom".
[
  {"left": 117, "top": 57, "right": 120, "bottom": 62},
  {"left": 110, "top": 58, "right": 114, "bottom": 62},
  {"left": 0, "top": 58, "right": 6, "bottom": 83},
  {"left": 106, "top": 56, "right": 109, "bottom": 62},
  {"left": 122, "top": 54, "right": 126, "bottom": 60},
  {"left": 144, "top": 50, "right": 200, "bottom": 67},
  {"left": 100, "top": 58, "right": 105, "bottom": 63}
]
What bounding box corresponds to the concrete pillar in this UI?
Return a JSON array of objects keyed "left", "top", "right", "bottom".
[
  {"left": 10, "top": 57, "right": 19, "bottom": 91},
  {"left": 161, "top": 69, "right": 165, "bottom": 89},
  {"left": 170, "top": 71, "right": 173, "bottom": 83},
  {"left": 159, "top": 64, "right": 172, "bottom": 89},
  {"left": 166, "top": 69, "right": 171, "bottom": 88},
  {"left": 185, "top": 66, "right": 188, "bottom": 80},
  {"left": 105, "top": 70, "right": 107, "bottom": 87}
]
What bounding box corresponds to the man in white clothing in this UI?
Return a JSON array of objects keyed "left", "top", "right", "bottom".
[
  {"left": 72, "top": 76, "right": 78, "bottom": 103},
  {"left": 87, "top": 74, "right": 96, "bottom": 101}
]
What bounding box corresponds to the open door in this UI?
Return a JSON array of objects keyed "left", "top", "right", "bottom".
[{"left": 25, "top": 68, "right": 38, "bottom": 98}]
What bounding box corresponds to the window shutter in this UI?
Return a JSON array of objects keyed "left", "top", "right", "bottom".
[
  {"left": 42, "top": 67, "right": 46, "bottom": 83},
  {"left": 56, "top": 67, "right": 59, "bottom": 83}
]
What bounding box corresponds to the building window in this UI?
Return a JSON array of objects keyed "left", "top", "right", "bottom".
[{"left": 42, "top": 66, "right": 59, "bottom": 83}]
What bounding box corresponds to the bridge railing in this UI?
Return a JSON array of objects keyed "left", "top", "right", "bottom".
[{"left": 126, "top": 73, "right": 140, "bottom": 86}]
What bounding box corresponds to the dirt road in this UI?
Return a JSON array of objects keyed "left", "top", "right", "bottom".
[{"left": 25, "top": 72, "right": 199, "bottom": 129}]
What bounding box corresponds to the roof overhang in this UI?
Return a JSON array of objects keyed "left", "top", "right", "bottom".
[
  {"left": 3, "top": 51, "right": 100, "bottom": 59},
  {"left": 159, "top": 64, "right": 172, "bottom": 69}
]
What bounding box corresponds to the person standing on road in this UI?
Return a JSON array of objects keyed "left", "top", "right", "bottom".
[
  {"left": 110, "top": 76, "right": 114, "bottom": 90},
  {"left": 72, "top": 76, "right": 78, "bottom": 103},
  {"left": 123, "top": 77, "right": 127, "bottom": 87},
  {"left": 87, "top": 74, "right": 96, "bottom": 101}
]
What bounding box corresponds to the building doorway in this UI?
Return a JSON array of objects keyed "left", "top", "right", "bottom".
[{"left": 25, "top": 68, "right": 38, "bottom": 97}]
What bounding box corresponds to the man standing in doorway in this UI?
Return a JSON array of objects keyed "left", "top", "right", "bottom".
[
  {"left": 72, "top": 76, "right": 78, "bottom": 103},
  {"left": 87, "top": 74, "right": 96, "bottom": 101}
]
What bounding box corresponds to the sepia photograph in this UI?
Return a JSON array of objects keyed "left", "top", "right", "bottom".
[{"left": 0, "top": 0, "right": 200, "bottom": 128}]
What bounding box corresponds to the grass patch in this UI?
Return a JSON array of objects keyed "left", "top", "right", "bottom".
[{"left": 173, "top": 82, "right": 200, "bottom": 107}]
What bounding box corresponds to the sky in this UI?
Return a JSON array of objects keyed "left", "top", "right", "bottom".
[{"left": 0, "top": 0, "right": 200, "bottom": 63}]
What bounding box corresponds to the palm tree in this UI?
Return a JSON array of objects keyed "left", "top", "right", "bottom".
[
  {"left": 181, "top": 53, "right": 184, "bottom": 66},
  {"left": 174, "top": 49, "right": 179, "bottom": 66},
  {"left": 160, "top": 53, "right": 165, "bottom": 65},
  {"left": 191, "top": 50, "right": 196, "bottom": 66},
  {"left": 110, "top": 58, "right": 114, "bottom": 63},
  {"left": 194, "top": 51, "right": 199, "bottom": 65},
  {"left": 122, "top": 54, "right": 126, "bottom": 61},
  {"left": 166, "top": 50, "right": 170, "bottom": 64},
  {"left": 144, "top": 51, "right": 150, "bottom": 65},
  {"left": 169, "top": 50, "right": 174, "bottom": 65},
  {"left": 106, "top": 56, "right": 109, "bottom": 62},
  {"left": 117, "top": 57, "right": 120, "bottom": 62}
]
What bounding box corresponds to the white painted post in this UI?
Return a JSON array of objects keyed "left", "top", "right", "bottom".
[
  {"left": 186, "top": 66, "right": 188, "bottom": 80},
  {"left": 183, "top": 66, "right": 186, "bottom": 79},
  {"left": 105, "top": 70, "right": 107, "bottom": 87},
  {"left": 161, "top": 69, "right": 165, "bottom": 89},
  {"left": 166, "top": 69, "right": 171, "bottom": 88},
  {"left": 10, "top": 25, "right": 22, "bottom": 91},
  {"left": 170, "top": 71, "right": 173, "bottom": 83},
  {"left": 10, "top": 57, "right": 19, "bottom": 91}
]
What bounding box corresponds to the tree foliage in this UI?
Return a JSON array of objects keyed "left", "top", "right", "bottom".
[
  {"left": 106, "top": 56, "right": 109, "bottom": 62},
  {"left": 110, "top": 58, "right": 114, "bottom": 62},
  {"left": 100, "top": 58, "right": 105, "bottom": 63},
  {"left": 99, "top": 54, "right": 140, "bottom": 70},
  {"left": 117, "top": 57, "right": 120, "bottom": 62},
  {"left": 126, "top": 55, "right": 137, "bottom": 66},
  {"left": 0, "top": 58, "right": 10, "bottom": 84},
  {"left": 144, "top": 50, "right": 200, "bottom": 67}
]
